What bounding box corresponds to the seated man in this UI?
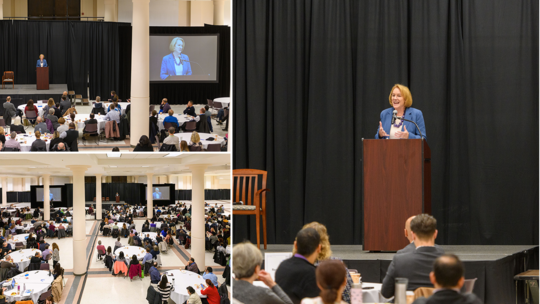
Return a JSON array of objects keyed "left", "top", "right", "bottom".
[
  {"left": 159, "top": 98, "right": 171, "bottom": 114},
  {"left": 1, "top": 255, "right": 17, "bottom": 270},
  {"left": 105, "top": 106, "right": 121, "bottom": 125},
  {"left": 4, "top": 132, "right": 21, "bottom": 151},
  {"left": 275, "top": 228, "right": 321, "bottom": 304},
  {"left": 59, "top": 95, "right": 71, "bottom": 114},
  {"left": 34, "top": 116, "right": 48, "bottom": 134},
  {"left": 133, "top": 232, "right": 142, "bottom": 246},
  {"left": 202, "top": 266, "right": 218, "bottom": 287},
  {"left": 381, "top": 214, "right": 445, "bottom": 298},
  {"left": 149, "top": 262, "right": 160, "bottom": 284},
  {"left": 143, "top": 234, "right": 152, "bottom": 245},
  {"left": 56, "top": 142, "right": 66, "bottom": 151},
  {"left": 163, "top": 127, "right": 180, "bottom": 151},
  {"left": 183, "top": 100, "right": 196, "bottom": 117},
  {"left": 163, "top": 109, "right": 180, "bottom": 132},
  {"left": 30, "top": 252, "right": 42, "bottom": 264},
  {"left": 412, "top": 254, "right": 483, "bottom": 304},
  {"left": 204, "top": 105, "right": 213, "bottom": 132},
  {"left": 60, "top": 123, "right": 78, "bottom": 149},
  {"left": 185, "top": 257, "right": 200, "bottom": 273},
  {"left": 30, "top": 131, "right": 47, "bottom": 151}
]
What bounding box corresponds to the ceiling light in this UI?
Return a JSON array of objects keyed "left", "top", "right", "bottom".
[
  {"left": 107, "top": 153, "right": 122, "bottom": 158},
  {"left": 165, "top": 153, "right": 182, "bottom": 157}
]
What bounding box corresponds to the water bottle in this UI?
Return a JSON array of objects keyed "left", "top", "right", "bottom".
[
  {"left": 394, "top": 278, "right": 408, "bottom": 304},
  {"left": 351, "top": 282, "right": 363, "bottom": 304}
]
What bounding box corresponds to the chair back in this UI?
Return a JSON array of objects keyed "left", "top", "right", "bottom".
[
  {"left": 84, "top": 122, "right": 98, "bottom": 134},
  {"left": 3, "top": 71, "right": 14, "bottom": 81},
  {"left": 233, "top": 169, "right": 268, "bottom": 207},
  {"left": 184, "top": 121, "right": 196, "bottom": 132},
  {"left": 214, "top": 102, "right": 223, "bottom": 109},
  {"left": 461, "top": 278, "right": 477, "bottom": 294},
  {"left": 149, "top": 105, "right": 155, "bottom": 114},
  {"left": 206, "top": 143, "right": 221, "bottom": 151},
  {"left": 413, "top": 287, "right": 434, "bottom": 300},
  {"left": 26, "top": 110, "right": 37, "bottom": 120},
  {"left": 163, "top": 122, "right": 176, "bottom": 131},
  {"left": 160, "top": 144, "right": 177, "bottom": 151},
  {"left": 224, "top": 108, "right": 229, "bottom": 117},
  {"left": 40, "top": 263, "right": 50, "bottom": 270},
  {"left": 0, "top": 119, "right": 5, "bottom": 127},
  {"left": 207, "top": 99, "right": 214, "bottom": 107},
  {"left": 39, "top": 290, "right": 52, "bottom": 301},
  {"left": 189, "top": 145, "right": 202, "bottom": 151}
]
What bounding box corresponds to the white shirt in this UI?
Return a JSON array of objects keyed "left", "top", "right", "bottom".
[
  {"left": 390, "top": 118, "right": 404, "bottom": 139},
  {"left": 174, "top": 55, "right": 183, "bottom": 76}
]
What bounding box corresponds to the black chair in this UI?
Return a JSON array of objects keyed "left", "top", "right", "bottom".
[
  {"left": 82, "top": 122, "right": 100, "bottom": 146},
  {"left": 206, "top": 143, "right": 221, "bottom": 152},
  {"left": 163, "top": 122, "right": 177, "bottom": 132},
  {"left": 159, "top": 144, "right": 177, "bottom": 151},
  {"left": 189, "top": 145, "right": 202, "bottom": 152},
  {"left": 1, "top": 147, "right": 20, "bottom": 152},
  {"left": 184, "top": 121, "right": 197, "bottom": 132}
]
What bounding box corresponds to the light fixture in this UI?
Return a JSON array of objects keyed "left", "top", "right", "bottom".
[
  {"left": 165, "top": 153, "right": 182, "bottom": 157},
  {"left": 107, "top": 153, "right": 122, "bottom": 158}
]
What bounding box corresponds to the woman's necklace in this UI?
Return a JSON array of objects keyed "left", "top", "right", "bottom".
[
  {"left": 174, "top": 54, "right": 182, "bottom": 66},
  {"left": 393, "top": 108, "right": 406, "bottom": 128}
]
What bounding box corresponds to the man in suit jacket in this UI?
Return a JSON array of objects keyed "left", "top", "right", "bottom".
[
  {"left": 412, "top": 255, "right": 483, "bottom": 304},
  {"left": 3, "top": 96, "right": 17, "bottom": 119},
  {"left": 275, "top": 228, "right": 321, "bottom": 304},
  {"left": 36, "top": 54, "right": 48, "bottom": 67},
  {"left": 59, "top": 96, "right": 71, "bottom": 115},
  {"left": 34, "top": 117, "right": 48, "bottom": 134},
  {"left": 381, "top": 214, "right": 445, "bottom": 298},
  {"left": 30, "top": 131, "right": 47, "bottom": 151},
  {"left": 60, "top": 123, "right": 78, "bottom": 148},
  {"left": 397, "top": 216, "right": 417, "bottom": 254}
]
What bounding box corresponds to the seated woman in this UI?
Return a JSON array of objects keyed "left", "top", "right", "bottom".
[
  {"left": 200, "top": 279, "right": 221, "bottom": 304},
  {"left": 155, "top": 274, "right": 175, "bottom": 303},
  {"left": 133, "top": 135, "right": 154, "bottom": 152},
  {"left": 188, "top": 131, "right": 204, "bottom": 151},
  {"left": 300, "top": 260, "right": 348, "bottom": 304},
  {"left": 115, "top": 250, "right": 129, "bottom": 267},
  {"left": 186, "top": 286, "right": 202, "bottom": 304}
]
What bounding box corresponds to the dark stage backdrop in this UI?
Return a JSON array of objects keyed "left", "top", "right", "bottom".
[
  {"left": 233, "top": 0, "right": 539, "bottom": 246},
  {"left": 118, "top": 24, "right": 231, "bottom": 105},
  {"left": 0, "top": 20, "right": 129, "bottom": 99}
]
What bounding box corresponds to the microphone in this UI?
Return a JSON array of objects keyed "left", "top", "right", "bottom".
[
  {"left": 397, "top": 115, "right": 426, "bottom": 140},
  {"left": 392, "top": 110, "right": 397, "bottom": 125}
]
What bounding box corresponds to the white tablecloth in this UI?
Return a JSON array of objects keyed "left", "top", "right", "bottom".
[
  {"left": 157, "top": 114, "right": 190, "bottom": 130},
  {"left": 15, "top": 225, "right": 32, "bottom": 232},
  {"left": 139, "top": 232, "right": 158, "bottom": 243},
  {"left": 173, "top": 133, "right": 225, "bottom": 149},
  {"left": 8, "top": 234, "right": 29, "bottom": 247},
  {"left": 166, "top": 270, "right": 207, "bottom": 304},
  {"left": 361, "top": 283, "right": 392, "bottom": 303},
  {"left": 159, "top": 214, "right": 177, "bottom": 220},
  {"left": 3, "top": 217, "right": 21, "bottom": 223},
  {"left": 65, "top": 114, "right": 107, "bottom": 134},
  {"left": 12, "top": 133, "right": 51, "bottom": 152},
  {"left": 17, "top": 104, "right": 46, "bottom": 117},
  {"left": 4, "top": 270, "right": 54, "bottom": 304},
  {"left": 6, "top": 249, "right": 40, "bottom": 272},
  {"left": 93, "top": 102, "right": 130, "bottom": 115},
  {"left": 114, "top": 246, "right": 146, "bottom": 260},
  {"left": 213, "top": 97, "right": 230, "bottom": 108}
]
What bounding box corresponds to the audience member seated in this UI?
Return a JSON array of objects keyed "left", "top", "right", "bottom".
[
  {"left": 276, "top": 228, "right": 322, "bottom": 304},
  {"left": 187, "top": 286, "right": 202, "bottom": 304},
  {"left": 301, "top": 260, "right": 348, "bottom": 304},
  {"left": 70, "top": 113, "right": 78, "bottom": 130},
  {"left": 30, "top": 131, "right": 47, "bottom": 151},
  {"left": 56, "top": 142, "right": 67, "bottom": 151},
  {"left": 57, "top": 118, "right": 69, "bottom": 134},
  {"left": 381, "top": 214, "right": 445, "bottom": 298},
  {"left": 59, "top": 96, "right": 71, "bottom": 115},
  {"left": 203, "top": 267, "right": 219, "bottom": 287},
  {"left": 0, "top": 127, "right": 5, "bottom": 145},
  {"left": 34, "top": 117, "right": 48, "bottom": 134},
  {"left": 233, "top": 241, "right": 293, "bottom": 304},
  {"left": 183, "top": 100, "right": 196, "bottom": 117},
  {"left": 24, "top": 99, "right": 38, "bottom": 124},
  {"left": 54, "top": 102, "right": 62, "bottom": 118},
  {"left": 159, "top": 98, "right": 171, "bottom": 114},
  {"left": 47, "top": 108, "right": 60, "bottom": 130},
  {"left": 189, "top": 132, "right": 204, "bottom": 151},
  {"left": 150, "top": 110, "right": 159, "bottom": 137},
  {"left": 412, "top": 254, "right": 483, "bottom": 304},
  {"left": 164, "top": 109, "right": 180, "bottom": 132},
  {"left": 133, "top": 135, "right": 154, "bottom": 152},
  {"left": 185, "top": 257, "right": 200, "bottom": 274},
  {"left": 163, "top": 127, "right": 180, "bottom": 151},
  {"left": 10, "top": 117, "right": 25, "bottom": 134},
  {"left": 112, "top": 147, "right": 120, "bottom": 151},
  {"left": 204, "top": 105, "right": 213, "bottom": 132},
  {"left": 105, "top": 105, "right": 121, "bottom": 124},
  {"left": 180, "top": 140, "right": 189, "bottom": 152},
  {"left": 97, "top": 240, "right": 106, "bottom": 260},
  {"left": 49, "top": 131, "right": 63, "bottom": 151},
  {"left": 3, "top": 132, "right": 21, "bottom": 151},
  {"left": 201, "top": 279, "right": 221, "bottom": 304},
  {"left": 149, "top": 262, "right": 160, "bottom": 284},
  {"left": 60, "top": 123, "right": 78, "bottom": 149},
  {"left": 42, "top": 98, "right": 55, "bottom": 117},
  {"left": 30, "top": 252, "right": 42, "bottom": 264}
]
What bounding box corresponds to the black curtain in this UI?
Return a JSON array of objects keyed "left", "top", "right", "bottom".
[
  {"left": 175, "top": 189, "right": 230, "bottom": 200},
  {"left": 84, "top": 183, "right": 142, "bottom": 204},
  {"left": 118, "top": 24, "right": 231, "bottom": 105},
  {"left": 0, "top": 20, "right": 126, "bottom": 99},
  {"left": 233, "top": 0, "right": 539, "bottom": 245}
]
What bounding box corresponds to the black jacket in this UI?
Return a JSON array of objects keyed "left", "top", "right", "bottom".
[
  {"left": 146, "top": 285, "right": 163, "bottom": 304},
  {"left": 412, "top": 289, "right": 483, "bottom": 304},
  {"left": 275, "top": 257, "right": 319, "bottom": 304}
]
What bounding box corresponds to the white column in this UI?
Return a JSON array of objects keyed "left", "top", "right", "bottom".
[
  {"left": 0, "top": 0, "right": 4, "bottom": 20},
  {"left": 147, "top": 173, "right": 154, "bottom": 219},
  {"left": 213, "top": 0, "right": 224, "bottom": 25},
  {"left": 68, "top": 166, "right": 89, "bottom": 276},
  {"left": 130, "top": 0, "right": 150, "bottom": 147},
  {"left": 96, "top": 174, "right": 102, "bottom": 220},
  {"left": 104, "top": 0, "right": 114, "bottom": 22},
  {"left": 43, "top": 174, "right": 50, "bottom": 221},
  {"left": 189, "top": 165, "right": 208, "bottom": 272},
  {"left": 69, "top": 176, "right": 73, "bottom": 183},
  {"left": 1, "top": 177, "right": 6, "bottom": 207}
]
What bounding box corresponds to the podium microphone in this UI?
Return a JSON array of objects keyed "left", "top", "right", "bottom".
[
  {"left": 397, "top": 115, "right": 425, "bottom": 140},
  {"left": 392, "top": 110, "right": 397, "bottom": 124}
]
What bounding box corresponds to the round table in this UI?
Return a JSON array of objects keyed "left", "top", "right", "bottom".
[
  {"left": 11, "top": 133, "right": 52, "bottom": 152},
  {"left": 17, "top": 104, "right": 46, "bottom": 117},
  {"left": 173, "top": 133, "right": 226, "bottom": 149},
  {"left": 4, "top": 270, "right": 54, "bottom": 304},
  {"left": 139, "top": 232, "right": 158, "bottom": 242},
  {"left": 8, "top": 234, "right": 29, "bottom": 247},
  {"left": 3, "top": 217, "right": 21, "bottom": 223},
  {"left": 65, "top": 114, "right": 107, "bottom": 134},
  {"left": 166, "top": 270, "right": 208, "bottom": 304},
  {"left": 157, "top": 113, "right": 190, "bottom": 130},
  {"left": 6, "top": 248, "right": 40, "bottom": 272},
  {"left": 93, "top": 102, "right": 130, "bottom": 115},
  {"left": 159, "top": 214, "right": 177, "bottom": 220},
  {"left": 213, "top": 97, "right": 230, "bottom": 108},
  {"left": 114, "top": 246, "right": 146, "bottom": 260}
]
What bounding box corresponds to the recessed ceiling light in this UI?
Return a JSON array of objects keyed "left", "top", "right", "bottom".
[
  {"left": 165, "top": 153, "right": 182, "bottom": 157},
  {"left": 107, "top": 153, "right": 122, "bottom": 158}
]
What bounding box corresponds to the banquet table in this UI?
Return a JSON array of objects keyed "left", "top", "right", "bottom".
[
  {"left": 114, "top": 246, "right": 146, "bottom": 260},
  {"left": 6, "top": 248, "right": 41, "bottom": 272},
  {"left": 4, "top": 270, "right": 54, "bottom": 304},
  {"left": 8, "top": 234, "right": 29, "bottom": 247},
  {"left": 156, "top": 113, "right": 191, "bottom": 130},
  {"left": 213, "top": 97, "right": 230, "bottom": 108},
  {"left": 165, "top": 270, "right": 208, "bottom": 304},
  {"left": 15, "top": 225, "right": 32, "bottom": 232},
  {"left": 65, "top": 114, "right": 107, "bottom": 134},
  {"left": 17, "top": 104, "right": 46, "bottom": 117},
  {"left": 159, "top": 214, "right": 177, "bottom": 220},
  {"left": 173, "top": 133, "right": 226, "bottom": 149},
  {"left": 139, "top": 232, "right": 158, "bottom": 242},
  {"left": 11, "top": 133, "right": 51, "bottom": 152},
  {"left": 3, "top": 217, "right": 21, "bottom": 223},
  {"left": 93, "top": 102, "right": 130, "bottom": 115}
]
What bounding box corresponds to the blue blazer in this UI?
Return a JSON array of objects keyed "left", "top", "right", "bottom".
[
  {"left": 36, "top": 59, "right": 48, "bottom": 67},
  {"left": 375, "top": 107, "right": 427, "bottom": 140},
  {"left": 160, "top": 53, "right": 192, "bottom": 79}
]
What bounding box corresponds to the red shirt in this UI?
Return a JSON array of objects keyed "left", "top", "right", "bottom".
[
  {"left": 97, "top": 245, "right": 106, "bottom": 254},
  {"left": 25, "top": 105, "right": 38, "bottom": 115},
  {"left": 200, "top": 286, "right": 220, "bottom": 304}
]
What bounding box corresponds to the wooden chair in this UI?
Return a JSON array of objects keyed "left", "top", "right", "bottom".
[
  {"left": 233, "top": 169, "right": 270, "bottom": 249},
  {"left": 414, "top": 287, "right": 434, "bottom": 300},
  {"left": 2, "top": 71, "right": 14, "bottom": 89}
]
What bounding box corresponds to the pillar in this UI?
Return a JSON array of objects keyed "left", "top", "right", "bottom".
[
  {"left": 0, "top": 0, "right": 4, "bottom": 20},
  {"left": 69, "top": 177, "right": 73, "bottom": 183},
  {"left": 213, "top": 0, "right": 224, "bottom": 25},
  {"left": 147, "top": 173, "right": 154, "bottom": 219},
  {"left": 43, "top": 174, "right": 50, "bottom": 220},
  {"left": 68, "top": 165, "right": 89, "bottom": 276},
  {"left": 1, "top": 177, "right": 6, "bottom": 207},
  {"left": 130, "top": 0, "right": 150, "bottom": 147},
  {"left": 189, "top": 165, "right": 208, "bottom": 271},
  {"left": 96, "top": 174, "right": 102, "bottom": 220},
  {"left": 104, "top": 0, "right": 114, "bottom": 22}
]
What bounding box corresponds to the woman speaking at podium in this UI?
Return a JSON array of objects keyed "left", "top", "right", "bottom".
[
  {"left": 160, "top": 37, "right": 192, "bottom": 79},
  {"left": 375, "top": 84, "right": 427, "bottom": 140},
  {"left": 36, "top": 54, "right": 48, "bottom": 67}
]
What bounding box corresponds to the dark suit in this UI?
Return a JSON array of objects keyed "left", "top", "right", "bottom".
[
  {"left": 397, "top": 242, "right": 443, "bottom": 255},
  {"left": 381, "top": 246, "right": 445, "bottom": 298},
  {"left": 412, "top": 289, "right": 483, "bottom": 304},
  {"left": 30, "top": 139, "right": 47, "bottom": 151},
  {"left": 63, "top": 129, "right": 79, "bottom": 148},
  {"left": 160, "top": 103, "right": 171, "bottom": 114},
  {"left": 183, "top": 106, "right": 196, "bottom": 117},
  {"left": 60, "top": 99, "right": 71, "bottom": 115},
  {"left": 275, "top": 256, "right": 319, "bottom": 304},
  {"left": 54, "top": 107, "right": 62, "bottom": 119},
  {"left": 3, "top": 102, "right": 16, "bottom": 118}
]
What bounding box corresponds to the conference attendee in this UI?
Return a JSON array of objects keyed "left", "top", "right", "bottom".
[
  {"left": 25, "top": 100, "right": 39, "bottom": 124},
  {"left": 59, "top": 96, "right": 71, "bottom": 115},
  {"left": 112, "top": 147, "right": 120, "bottom": 152},
  {"left": 34, "top": 117, "right": 48, "bottom": 134},
  {"left": 201, "top": 279, "right": 221, "bottom": 304},
  {"left": 30, "top": 131, "right": 47, "bottom": 151},
  {"left": 155, "top": 274, "right": 175, "bottom": 303},
  {"left": 397, "top": 216, "right": 417, "bottom": 254},
  {"left": 60, "top": 123, "right": 78, "bottom": 149},
  {"left": 61, "top": 91, "right": 70, "bottom": 104},
  {"left": 108, "top": 99, "right": 121, "bottom": 113},
  {"left": 133, "top": 135, "right": 154, "bottom": 151},
  {"left": 275, "top": 228, "right": 322, "bottom": 304},
  {"left": 36, "top": 54, "right": 48, "bottom": 67},
  {"left": 412, "top": 255, "right": 483, "bottom": 304},
  {"left": 56, "top": 142, "right": 66, "bottom": 151},
  {"left": 105, "top": 106, "right": 121, "bottom": 124},
  {"left": 381, "top": 214, "right": 445, "bottom": 298},
  {"left": 204, "top": 105, "right": 213, "bottom": 132},
  {"left": 109, "top": 91, "right": 117, "bottom": 101},
  {"left": 49, "top": 132, "right": 62, "bottom": 150},
  {"left": 160, "top": 37, "right": 192, "bottom": 79},
  {"left": 233, "top": 241, "right": 293, "bottom": 304},
  {"left": 149, "top": 262, "right": 161, "bottom": 284},
  {"left": 186, "top": 286, "right": 203, "bottom": 304},
  {"left": 159, "top": 98, "right": 171, "bottom": 114},
  {"left": 0, "top": 127, "right": 5, "bottom": 145},
  {"left": 163, "top": 127, "right": 180, "bottom": 150},
  {"left": 376, "top": 84, "right": 427, "bottom": 140},
  {"left": 180, "top": 140, "right": 189, "bottom": 152},
  {"left": 163, "top": 109, "right": 180, "bottom": 131},
  {"left": 189, "top": 131, "right": 204, "bottom": 150},
  {"left": 183, "top": 100, "right": 196, "bottom": 117},
  {"left": 30, "top": 252, "right": 42, "bottom": 264},
  {"left": 203, "top": 267, "right": 219, "bottom": 287},
  {"left": 185, "top": 257, "right": 200, "bottom": 273},
  {"left": 149, "top": 110, "right": 159, "bottom": 138},
  {"left": 47, "top": 108, "right": 60, "bottom": 130},
  {"left": 69, "top": 113, "right": 78, "bottom": 130},
  {"left": 4, "top": 132, "right": 21, "bottom": 151},
  {"left": 57, "top": 118, "right": 69, "bottom": 135},
  {"left": 62, "top": 104, "right": 77, "bottom": 117},
  {"left": 3, "top": 96, "right": 17, "bottom": 121},
  {"left": 42, "top": 98, "right": 55, "bottom": 116},
  {"left": 300, "top": 260, "right": 349, "bottom": 304},
  {"left": 10, "top": 117, "right": 25, "bottom": 134},
  {"left": 54, "top": 102, "right": 62, "bottom": 118}
]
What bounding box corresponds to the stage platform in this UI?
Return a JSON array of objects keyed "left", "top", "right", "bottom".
[
  {"left": 260, "top": 245, "right": 539, "bottom": 304},
  {"left": 0, "top": 84, "right": 68, "bottom": 108},
  {"left": 84, "top": 201, "right": 125, "bottom": 206}
]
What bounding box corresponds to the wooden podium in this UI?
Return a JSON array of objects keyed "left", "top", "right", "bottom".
[
  {"left": 363, "top": 139, "right": 431, "bottom": 251},
  {"left": 36, "top": 67, "right": 49, "bottom": 90},
  {"left": 116, "top": 196, "right": 120, "bottom": 203}
]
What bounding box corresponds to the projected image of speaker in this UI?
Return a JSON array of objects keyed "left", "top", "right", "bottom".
[
  {"left": 145, "top": 185, "right": 172, "bottom": 200},
  {"left": 150, "top": 34, "right": 219, "bottom": 82},
  {"left": 36, "top": 188, "right": 62, "bottom": 202}
]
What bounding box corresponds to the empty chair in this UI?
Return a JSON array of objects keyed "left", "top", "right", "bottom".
[
  {"left": 2, "top": 71, "right": 14, "bottom": 89},
  {"left": 184, "top": 121, "right": 196, "bottom": 132},
  {"left": 40, "top": 263, "right": 50, "bottom": 271},
  {"left": 461, "top": 278, "right": 477, "bottom": 294},
  {"left": 206, "top": 143, "right": 221, "bottom": 151},
  {"left": 14, "top": 242, "right": 24, "bottom": 250}
]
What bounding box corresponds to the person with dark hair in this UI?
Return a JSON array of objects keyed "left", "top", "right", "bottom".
[
  {"left": 412, "top": 255, "right": 482, "bottom": 304},
  {"left": 149, "top": 262, "right": 160, "bottom": 284},
  {"left": 300, "top": 260, "right": 348, "bottom": 304},
  {"left": 185, "top": 257, "right": 199, "bottom": 273},
  {"left": 155, "top": 274, "right": 174, "bottom": 304},
  {"left": 275, "top": 228, "right": 322, "bottom": 304},
  {"left": 203, "top": 105, "right": 213, "bottom": 132},
  {"left": 183, "top": 100, "right": 196, "bottom": 117},
  {"left": 60, "top": 123, "right": 78, "bottom": 149},
  {"left": 201, "top": 278, "right": 221, "bottom": 304},
  {"left": 186, "top": 286, "right": 202, "bottom": 304},
  {"left": 203, "top": 266, "right": 218, "bottom": 287},
  {"left": 129, "top": 254, "right": 139, "bottom": 268},
  {"left": 163, "top": 126, "right": 180, "bottom": 150},
  {"left": 134, "top": 135, "right": 154, "bottom": 151},
  {"left": 112, "top": 147, "right": 120, "bottom": 152},
  {"left": 381, "top": 214, "right": 445, "bottom": 298},
  {"left": 24, "top": 99, "right": 38, "bottom": 124}
]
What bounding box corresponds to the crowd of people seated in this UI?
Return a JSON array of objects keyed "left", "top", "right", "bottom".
[{"left": 233, "top": 214, "right": 483, "bottom": 304}]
